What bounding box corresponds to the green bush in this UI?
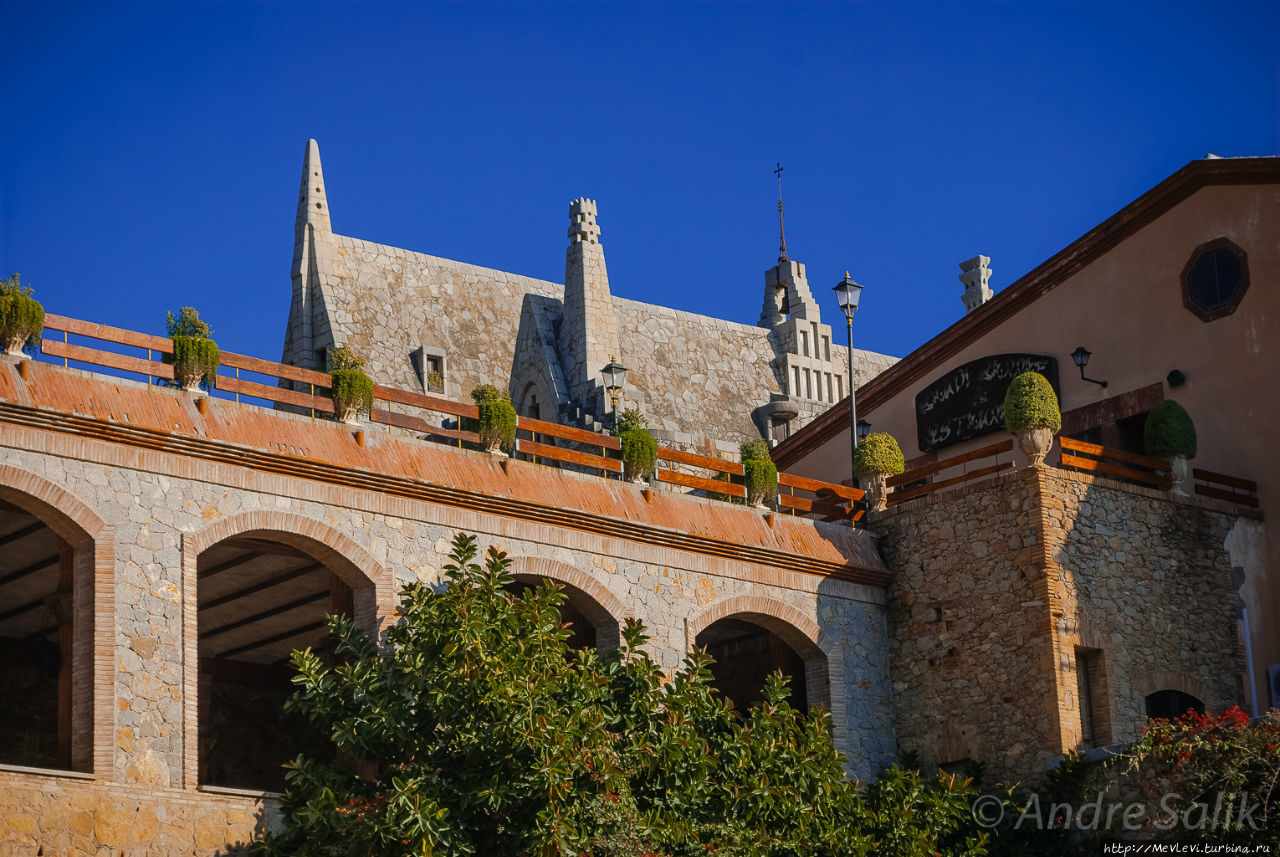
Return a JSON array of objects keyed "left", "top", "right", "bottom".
[
  {"left": 740, "top": 437, "right": 772, "bottom": 463},
  {"left": 330, "top": 368, "right": 373, "bottom": 417},
  {"left": 1002, "top": 372, "right": 1061, "bottom": 434},
  {"left": 165, "top": 306, "right": 213, "bottom": 339},
  {"left": 470, "top": 383, "right": 509, "bottom": 406},
  {"left": 852, "top": 432, "right": 906, "bottom": 478},
  {"left": 1144, "top": 400, "right": 1197, "bottom": 459},
  {"left": 0, "top": 274, "right": 44, "bottom": 349},
  {"left": 256, "top": 532, "right": 991, "bottom": 857},
  {"left": 619, "top": 428, "right": 657, "bottom": 480},
  {"left": 610, "top": 406, "right": 648, "bottom": 437},
  {"left": 425, "top": 369, "right": 444, "bottom": 391},
  {"left": 169, "top": 336, "right": 220, "bottom": 388},
  {"left": 328, "top": 344, "right": 365, "bottom": 372},
  {"left": 743, "top": 458, "right": 778, "bottom": 504}
]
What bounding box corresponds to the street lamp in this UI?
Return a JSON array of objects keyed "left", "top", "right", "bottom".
[
  {"left": 600, "top": 355, "right": 628, "bottom": 426},
  {"left": 857, "top": 419, "right": 872, "bottom": 442},
  {"left": 833, "top": 272, "right": 865, "bottom": 472}
]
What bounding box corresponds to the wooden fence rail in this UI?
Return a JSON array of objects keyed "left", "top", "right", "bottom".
[
  {"left": 32, "top": 313, "right": 864, "bottom": 524},
  {"left": 1058, "top": 436, "right": 1171, "bottom": 489},
  {"left": 886, "top": 438, "right": 1014, "bottom": 504},
  {"left": 1193, "top": 468, "right": 1259, "bottom": 508}
]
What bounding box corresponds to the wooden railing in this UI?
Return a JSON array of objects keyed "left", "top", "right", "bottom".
[
  {"left": 1192, "top": 468, "right": 1259, "bottom": 509},
  {"left": 886, "top": 438, "right": 1015, "bottom": 504},
  {"left": 29, "top": 314, "right": 864, "bottom": 524},
  {"left": 1058, "top": 437, "right": 1171, "bottom": 490}
]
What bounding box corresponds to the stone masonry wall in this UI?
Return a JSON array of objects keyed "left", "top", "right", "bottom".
[
  {"left": 874, "top": 466, "right": 1245, "bottom": 783},
  {"left": 0, "top": 420, "right": 894, "bottom": 855}
]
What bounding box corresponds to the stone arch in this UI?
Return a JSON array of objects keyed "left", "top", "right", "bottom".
[
  {"left": 180, "top": 509, "right": 394, "bottom": 788},
  {"left": 686, "top": 594, "right": 845, "bottom": 748},
  {"left": 1135, "top": 669, "right": 1217, "bottom": 718},
  {"left": 510, "top": 556, "right": 626, "bottom": 650},
  {"left": 0, "top": 464, "right": 114, "bottom": 775}
]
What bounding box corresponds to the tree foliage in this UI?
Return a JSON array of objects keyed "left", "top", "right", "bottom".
[
  {"left": 1002, "top": 373, "right": 1061, "bottom": 435},
  {"left": 0, "top": 273, "right": 44, "bottom": 348},
  {"left": 257, "top": 534, "right": 990, "bottom": 857}
]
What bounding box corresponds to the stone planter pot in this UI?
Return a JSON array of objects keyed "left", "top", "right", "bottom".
[
  {"left": 623, "top": 461, "right": 649, "bottom": 484},
  {"left": 1167, "top": 455, "right": 1188, "bottom": 496},
  {"left": 479, "top": 429, "right": 507, "bottom": 457},
  {"left": 2, "top": 333, "right": 29, "bottom": 358},
  {"left": 860, "top": 471, "right": 889, "bottom": 512},
  {"left": 334, "top": 401, "right": 363, "bottom": 425},
  {"left": 172, "top": 361, "right": 206, "bottom": 394},
  {"left": 1017, "top": 426, "right": 1054, "bottom": 467},
  {"left": 746, "top": 487, "right": 768, "bottom": 508}
]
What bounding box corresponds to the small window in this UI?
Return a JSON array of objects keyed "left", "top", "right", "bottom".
[
  {"left": 1181, "top": 238, "right": 1249, "bottom": 322},
  {"left": 771, "top": 417, "right": 790, "bottom": 442}
]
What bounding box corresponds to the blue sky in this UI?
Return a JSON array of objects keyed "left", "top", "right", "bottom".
[{"left": 1, "top": 1, "right": 1276, "bottom": 364}]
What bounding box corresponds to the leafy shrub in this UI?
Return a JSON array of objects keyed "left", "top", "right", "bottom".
[
  {"left": 256, "top": 532, "right": 991, "bottom": 857},
  {"left": 165, "top": 306, "right": 213, "bottom": 339},
  {"left": 0, "top": 273, "right": 44, "bottom": 349},
  {"left": 740, "top": 438, "right": 772, "bottom": 463},
  {"left": 425, "top": 369, "right": 444, "bottom": 391},
  {"left": 471, "top": 385, "right": 516, "bottom": 451},
  {"left": 852, "top": 432, "right": 905, "bottom": 478},
  {"left": 610, "top": 406, "right": 648, "bottom": 437},
  {"left": 1144, "top": 400, "right": 1197, "bottom": 459},
  {"left": 743, "top": 458, "right": 778, "bottom": 504},
  {"left": 330, "top": 374, "right": 373, "bottom": 418},
  {"left": 328, "top": 344, "right": 365, "bottom": 372},
  {"left": 619, "top": 428, "right": 657, "bottom": 480},
  {"left": 1002, "top": 372, "right": 1061, "bottom": 434}
]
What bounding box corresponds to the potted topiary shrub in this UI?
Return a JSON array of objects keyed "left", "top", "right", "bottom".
[
  {"left": 471, "top": 384, "right": 517, "bottom": 456},
  {"left": 165, "top": 307, "right": 219, "bottom": 393},
  {"left": 1144, "top": 400, "right": 1197, "bottom": 495},
  {"left": 740, "top": 438, "right": 778, "bottom": 508},
  {"left": 328, "top": 345, "right": 373, "bottom": 424},
  {"left": 852, "top": 432, "right": 905, "bottom": 512},
  {"left": 1003, "top": 371, "right": 1061, "bottom": 467},
  {"left": 0, "top": 274, "right": 44, "bottom": 358},
  {"left": 612, "top": 408, "right": 657, "bottom": 484},
  {"left": 425, "top": 370, "right": 445, "bottom": 394}
]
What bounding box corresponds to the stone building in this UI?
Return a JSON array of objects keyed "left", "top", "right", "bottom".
[
  {"left": 283, "top": 140, "right": 896, "bottom": 454},
  {"left": 0, "top": 148, "right": 1266, "bottom": 854}
]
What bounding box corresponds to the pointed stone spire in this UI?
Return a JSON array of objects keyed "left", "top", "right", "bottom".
[
  {"left": 296, "top": 139, "right": 331, "bottom": 239},
  {"left": 559, "top": 198, "right": 622, "bottom": 417}
]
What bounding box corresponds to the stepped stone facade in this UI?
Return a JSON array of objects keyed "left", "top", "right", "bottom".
[{"left": 282, "top": 140, "right": 896, "bottom": 454}]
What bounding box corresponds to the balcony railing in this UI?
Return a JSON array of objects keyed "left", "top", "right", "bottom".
[{"left": 24, "top": 314, "right": 866, "bottom": 524}]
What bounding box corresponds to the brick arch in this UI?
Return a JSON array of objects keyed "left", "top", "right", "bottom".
[
  {"left": 180, "top": 509, "right": 394, "bottom": 787},
  {"left": 0, "top": 463, "right": 114, "bottom": 775},
  {"left": 685, "top": 594, "right": 845, "bottom": 749},
  {"left": 510, "top": 556, "right": 627, "bottom": 650},
  {"left": 1134, "top": 670, "right": 1219, "bottom": 713}
]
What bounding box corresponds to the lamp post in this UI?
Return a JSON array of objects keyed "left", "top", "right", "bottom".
[
  {"left": 600, "top": 355, "right": 628, "bottom": 428},
  {"left": 833, "top": 272, "right": 865, "bottom": 474},
  {"left": 857, "top": 419, "right": 872, "bottom": 442}
]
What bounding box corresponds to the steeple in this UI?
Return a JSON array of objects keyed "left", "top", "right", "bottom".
[
  {"left": 559, "top": 198, "right": 622, "bottom": 418},
  {"left": 775, "top": 162, "right": 789, "bottom": 263},
  {"left": 295, "top": 138, "right": 331, "bottom": 239}
]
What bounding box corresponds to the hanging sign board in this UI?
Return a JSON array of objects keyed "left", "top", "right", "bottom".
[{"left": 914, "top": 354, "right": 1059, "bottom": 452}]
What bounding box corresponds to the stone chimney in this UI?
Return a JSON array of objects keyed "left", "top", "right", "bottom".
[
  {"left": 959, "top": 255, "right": 993, "bottom": 314},
  {"left": 558, "top": 198, "right": 621, "bottom": 417}
]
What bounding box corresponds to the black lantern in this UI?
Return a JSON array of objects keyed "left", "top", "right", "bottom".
[
  {"left": 600, "top": 356, "right": 628, "bottom": 407},
  {"left": 1070, "top": 347, "right": 1107, "bottom": 388},
  {"left": 857, "top": 419, "right": 872, "bottom": 441},
  {"left": 833, "top": 271, "right": 864, "bottom": 322}
]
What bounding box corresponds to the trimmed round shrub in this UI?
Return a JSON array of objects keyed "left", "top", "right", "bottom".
[
  {"left": 1002, "top": 371, "right": 1061, "bottom": 434},
  {"left": 852, "top": 432, "right": 905, "bottom": 478},
  {"left": 470, "top": 385, "right": 517, "bottom": 451},
  {"left": 1144, "top": 400, "right": 1197, "bottom": 459},
  {"left": 619, "top": 428, "right": 657, "bottom": 479},
  {"left": 743, "top": 458, "right": 778, "bottom": 504},
  {"left": 0, "top": 274, "right": 44, "bottom": 348},
  {"left": 330, "top": 368, "right": 373, "bottom": 416},
  {"left": 470, "top": 384, "right": 509, "bottom": 406}
]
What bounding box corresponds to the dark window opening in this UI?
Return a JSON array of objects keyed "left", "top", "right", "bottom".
[
  {"left": 1181, "top": 238, "right": 1250, "bottom": 322},
  {"left": 198, "top": 537, "right": 352, "bottom": 791},
  {"left": 1144, "top": 689, "right": 1205, "bottom": 720},
  {"left": 0, "top": 499, "right": 79, "bottom": 771},
  {"left": 696, "top": 618, "right": 809, "bottom": 712},
  {"left": 771, "top": 418, "right": 790, "bottom": 442},
  {"left": 1076, "top": 647, "right": 1111, "bottom": 748}
]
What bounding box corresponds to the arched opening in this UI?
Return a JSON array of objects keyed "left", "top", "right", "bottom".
[
  {"left": 1145, "top": 689, "right": 1205, "bottom": 720},
  {"left": 507, "top": 565, "right": 622, "bottom": 652},
  {"left": 696, "top": 616, "right": 817, "bottom": 712},
  {"left": 0, "top": 497, "right": 81, "bottom": 770},
  {"left": 197, "top": 535, "right": 357, "bottom": 791}
]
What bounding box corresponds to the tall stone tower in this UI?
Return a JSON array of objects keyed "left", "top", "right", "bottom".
[
  {"left": 558, "top": 198, "right": 622, "bottom": 419},
  {"left": 283, "top": 139, "right": 339, "bottom": 369}
]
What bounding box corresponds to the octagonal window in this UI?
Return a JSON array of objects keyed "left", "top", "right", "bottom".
[{"left": 1181, "top": 238, "right": 1250, "bottom": 322}]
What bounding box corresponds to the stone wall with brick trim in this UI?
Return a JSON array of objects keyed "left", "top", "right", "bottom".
[
  {"left": 0, "top": 431, "right": 894, "bottom": 854},
  {"left": 872, "top": 465, "right": 1247, "bottom": 782}
]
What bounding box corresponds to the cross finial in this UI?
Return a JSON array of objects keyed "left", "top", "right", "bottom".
[{"left": 774, "top": 162, "right": 789, "bottom": 262}]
